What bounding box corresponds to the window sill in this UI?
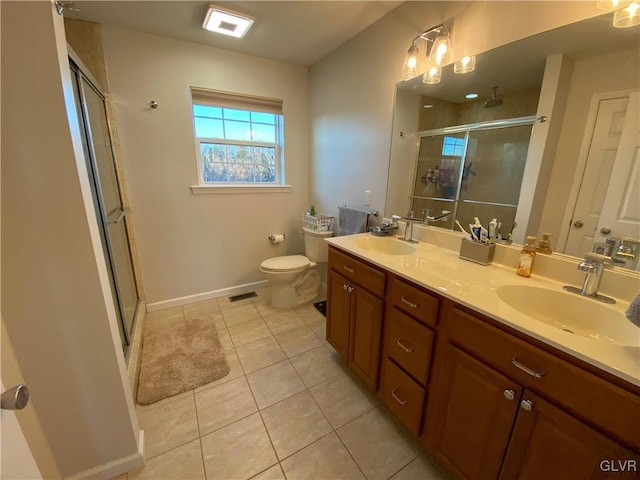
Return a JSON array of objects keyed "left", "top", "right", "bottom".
[{"left": 190, "top": 184, "right": 293, "bottom": 195}]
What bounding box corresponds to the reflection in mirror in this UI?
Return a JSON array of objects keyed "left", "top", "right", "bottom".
[{"left": 385, "top": 11, "right": 640, "bottom": 271}]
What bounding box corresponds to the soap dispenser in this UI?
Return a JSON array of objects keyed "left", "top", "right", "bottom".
[{"left": 517, "top": 236, "right": 537, "bottom": 277}]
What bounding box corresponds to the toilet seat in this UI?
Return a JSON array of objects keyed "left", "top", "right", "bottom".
[{"left": 260, "top": 255, "right": 310, "bottom": 273}]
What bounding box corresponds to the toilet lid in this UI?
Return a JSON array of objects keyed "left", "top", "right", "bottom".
[{"left": 261, "top": 255, "right": 310, "bottom": 272}]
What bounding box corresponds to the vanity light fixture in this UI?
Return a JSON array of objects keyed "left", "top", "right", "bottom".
[
  {"left": 202, "top": 4, "right": 254, "bottom": 38},
  {"left": 613, "top": 1, "right": 640, "bottom": 27},
  {"left": 402, "top": 24, "right": 452, "bottom": 80},
  {"left": 423, "top": 66, "right": 442, "bottom": 85},
  {"left": 454, "top": 55, "right": 476, "bottom": 74},
  {"left": 596, "top": 0, "right": 630, "bottom": 9},
  {"left": 428, "top": 30, "right": 452, "bottom": 67}
]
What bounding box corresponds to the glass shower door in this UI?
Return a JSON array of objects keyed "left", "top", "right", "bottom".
[{"left": 70, "top": 61, "right": 139, "bottom": 354}]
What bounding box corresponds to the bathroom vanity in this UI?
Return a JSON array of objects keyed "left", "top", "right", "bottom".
[{"left": 325, "top": 232, "right": 640, "bottom": 479}]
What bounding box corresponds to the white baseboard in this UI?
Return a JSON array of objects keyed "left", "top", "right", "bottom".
[
  {"left": 65, "top": 430, "right": 145, "bottom": 480},
  {"left": 146, "top": 280, "right": 270, "bottom": 312}
]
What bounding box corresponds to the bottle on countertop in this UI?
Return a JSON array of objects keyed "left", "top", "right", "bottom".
[
  {"left": 536, "top": 233, "right": 553, "bottom": 254},
  {"left": 517, "top": 236, "right": 537, "bottom": 277}
]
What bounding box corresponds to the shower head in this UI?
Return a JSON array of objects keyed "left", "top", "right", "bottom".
[{"left": 484, "top": 87, "right": 503, "bottom": 108}]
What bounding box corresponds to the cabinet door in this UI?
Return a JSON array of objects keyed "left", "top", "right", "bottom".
[
  {"left": 500, "top": 390, "right": 640, "bottom": 480},
  {"left": 427, "top": 343, "right": 522, "bottom": 480},
  {"left": 326, "top": 270, "right": 351, "bottom": 360},
  {"left": 348, "top": 286, "right": 383, "bottom": 389}
]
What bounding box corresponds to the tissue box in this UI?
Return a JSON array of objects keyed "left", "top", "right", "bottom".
[{"left": 459, "top": 238, "right": 496, "bottom": 266}]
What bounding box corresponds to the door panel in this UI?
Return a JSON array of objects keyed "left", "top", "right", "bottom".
[
  {"left": 326, "top": 270, "right": 351, "bottom": 359},
  {"left": 597, "top": 91, "right": 640, "bottom": 270},
  {"left": 500, "top": 390, "right": 640, "bottom": 480},
  {"left": 348, "top": 287, "right": 383, "bottom": 388},
  {"left": 428, "top": 344, "right": 522, "bottom": 480},
  {"left": 564, "top": 96, "right": 629, "bottom": 257}
]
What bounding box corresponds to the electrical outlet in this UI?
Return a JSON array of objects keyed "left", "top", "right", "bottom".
[{"left": 364, "top": 190, "right": 372, "bottom": 206}]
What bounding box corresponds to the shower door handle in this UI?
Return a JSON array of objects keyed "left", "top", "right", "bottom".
[{"left": 107, "top": 207, "right": 130, "bottom": 225}]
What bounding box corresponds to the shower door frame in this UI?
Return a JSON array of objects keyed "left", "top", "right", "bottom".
[
  {"left": 68, "top": 54, "right": 140, "bottom": 356},
  {"left": 409, "top": 116, "right": 536, "bottom": 228}
]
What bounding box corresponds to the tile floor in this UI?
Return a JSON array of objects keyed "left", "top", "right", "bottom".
[{"left": 120, "top": 287, "right": 450, "bottom": 480}]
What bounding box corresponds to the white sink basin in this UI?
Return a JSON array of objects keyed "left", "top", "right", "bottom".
[
  {"left": 496, "top": 285, "right": 639, "bottom": 347},
  {"left": 352, "top": 236, "right": 416, "bottom": 256}
]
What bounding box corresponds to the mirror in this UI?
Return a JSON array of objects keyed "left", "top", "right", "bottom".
[{"left": 385, "top": 11, "right": 640, "bottom": 270}]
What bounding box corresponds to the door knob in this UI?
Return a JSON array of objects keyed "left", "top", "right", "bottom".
[
  {"left": 503, "top": 389, "right": 515, "bottom": 401},
  {"left": 1, "top": 384, "right": 29, "bottom": 410},
  {"left": 573, "top": 220, "right": 584, "bottom": 228},
  {"left": 600, "top": 227, "right": 611, "bottom": 235}
]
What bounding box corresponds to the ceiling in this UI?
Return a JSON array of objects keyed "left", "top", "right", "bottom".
[{"left": 63, "top": 1, "right": 402, "bottom": 66}]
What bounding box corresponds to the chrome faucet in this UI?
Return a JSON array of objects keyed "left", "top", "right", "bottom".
[
  {"left": 563, "top": 253, "right": 616, "bottom": 304},
  {"left": 421, "top": 209, "right": 451, "bottom": 226},
  {"left": 370, "top": 215, "right": 401, "bottom": 236},
  {"left": 402, "top": 211, "right": 420, "bottom": 243}
]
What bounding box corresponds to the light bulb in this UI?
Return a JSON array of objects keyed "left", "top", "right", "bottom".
[
  {"left": 422, "top": 66, "right": 441, "bottom": 85},
  {"left": 428, "top": 34, "right": 452, "bottom": 66},
  {"left": 613, "top": 1, "right": 640, "bottom": 27},
  {"left": 454, "top": 55, "right": 476, "bottom": 74},
  {"left": 402, "top": 43, "right": 420, "bottom": 80}
]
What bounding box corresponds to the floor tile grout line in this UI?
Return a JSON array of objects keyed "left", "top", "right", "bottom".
[{"left": 191, "top": 391, "right": 210, "bottom": 480}]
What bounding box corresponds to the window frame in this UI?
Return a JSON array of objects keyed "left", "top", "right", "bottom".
[{"left": 190, "top": 88, "right": 288, "bottom": 191}]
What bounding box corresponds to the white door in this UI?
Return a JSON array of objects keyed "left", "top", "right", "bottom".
[
  {"left": 564, "top": 95, "right": 630, "bottom": 257},
  {"left": 1, "top": 322, "right": 43, "bottom": 480},
  {"left": 596, "top": 92, "right": 640, "bottom": 255}
]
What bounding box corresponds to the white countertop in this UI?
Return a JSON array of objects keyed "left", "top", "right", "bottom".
[{"left": 327, "top": 232, "right": 640, "bottom": 387}]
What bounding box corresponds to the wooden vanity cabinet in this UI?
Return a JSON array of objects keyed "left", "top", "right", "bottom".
[
  {"left": 326, "top": 246, "right": 385, "bottom": 389},
  {"left": 425, "top": 300, "right": 640, "bottom": 479},
  {"left": 378, "top": 275, "right": 439, "bottom": 435}
]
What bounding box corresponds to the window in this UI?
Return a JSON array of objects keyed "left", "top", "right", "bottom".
[
  {"left": 442, "top": 135, "right": 466, "bottom": 157},
  {"left": 191, "top": 89, "right": 284, "bottom": 186}
]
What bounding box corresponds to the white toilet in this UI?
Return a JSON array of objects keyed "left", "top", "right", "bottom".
[{"left": 260, "top": 227, "right": 334, "bottom": 308}]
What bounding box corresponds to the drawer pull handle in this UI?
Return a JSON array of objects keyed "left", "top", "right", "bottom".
[
  {"left": 343, "top": 265, "right": 355, "bottom": 273},
  {"left": 400, "top": 296, "right": 419, "bottom": 308},
  {"left": 503, "top": 389, "right": 515, "bottom": 401},
  {"left": 391, "top": 389, "right": 408, "bottom": 405},
  {"left": 396, "top": 338, "right": 415, "bottom": 353},
  {"left": 511, "top": 358, "right": 545, "bottom": 379},
  {"left": 520, "top": 399, "right": 533, "bottom": 411}
]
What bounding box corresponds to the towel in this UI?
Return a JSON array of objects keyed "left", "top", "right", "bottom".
[
  {"left": 338, "top": 206, "right": 369, "bottom": 236},
  {"left": 626, "top": 292, "right": 640, "bottom": 327}
]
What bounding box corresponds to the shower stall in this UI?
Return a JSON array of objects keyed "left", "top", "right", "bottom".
[
  {"left": 410, "top": 116, "right": 536, "bottom": 236},
  {"left": 69, "top": 58, "right": 140, "bottom": 356}
]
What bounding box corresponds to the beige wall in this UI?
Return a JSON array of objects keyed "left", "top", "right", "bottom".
[
  {"left": 539, "top": 48, "right": 640, "bottom": 248},
  {"left": 101, "top": 27, "right": 310, "bottom": 305},
  {"left": 309, "top": 1, "right": 603, "bottom": 219},
  {"left": 1, "top": 2, "right": 141, "bottom": 477}
]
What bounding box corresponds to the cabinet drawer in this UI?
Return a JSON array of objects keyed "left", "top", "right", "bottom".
[
  {"left": 385, "top": 307, "right": 434, "bottom": 386},
  {"left": 328, "top": 247, "right": 385, "bottom": 297},
  {"left": 379, "top": 358, "right": 425, "bottom": 435},
  {"left": 389, "top": 276, "right": 439, "bottom": 327},
  {"left": 445, "top": 304, "right": 640, "bottom": 450}
]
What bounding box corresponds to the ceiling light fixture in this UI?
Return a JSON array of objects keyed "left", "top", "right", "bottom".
[
  {"left": 401, "top": 24, "right": 453, "bottom": 81},
  {"left": 613, "top": 1, "right": 640, "bottom": 27},
  {"left": 202, "top": 4, "right": 254, "bottom": 38}
]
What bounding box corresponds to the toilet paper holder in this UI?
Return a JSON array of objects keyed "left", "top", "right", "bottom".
[{"left": 268, "top": 234, "right": 287, "bottom": 244}]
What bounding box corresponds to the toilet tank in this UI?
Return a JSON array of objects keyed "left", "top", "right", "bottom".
[{"left": 303, "top": 227, "right": 334, "bottom": 262}]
